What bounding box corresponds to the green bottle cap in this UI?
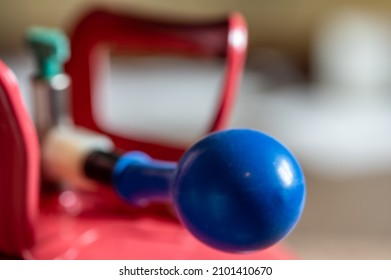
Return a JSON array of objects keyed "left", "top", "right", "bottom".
[{"left": 26, "top": 26, "right": 70, "bottom": 79}]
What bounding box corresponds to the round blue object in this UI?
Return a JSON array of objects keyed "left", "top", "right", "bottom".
[{"left": 172, "top": 129, "right": 306, "bottom": 253}]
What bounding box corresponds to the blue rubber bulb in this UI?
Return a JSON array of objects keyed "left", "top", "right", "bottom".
[
  {"left": 113, "top": 128, "right": 306, "bottom": 253},
  {"left": 172, "top": 129, "right": 306, "bottom": 253}
]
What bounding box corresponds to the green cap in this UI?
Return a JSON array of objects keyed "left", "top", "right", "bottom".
[{"left": 26, "top": 26, "right": 70, "bottom": 78}]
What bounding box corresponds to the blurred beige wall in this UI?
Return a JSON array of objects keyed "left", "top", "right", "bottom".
[{"left": 1, "top": 0, "right": 391, "bottom": 63}]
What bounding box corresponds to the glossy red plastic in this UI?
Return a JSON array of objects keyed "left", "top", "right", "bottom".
[
  {"left": 0, "top": 60, "right": 40, "bottom": 255},
  {"left": 26, "top": 189, "right": 296, "bottom": 260},
  {"left": 66, "top": 8, "right": 247, "bottom": 160}
]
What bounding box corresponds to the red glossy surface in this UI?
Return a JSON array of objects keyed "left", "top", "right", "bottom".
[
  {"left": 66, "top": 8, "right": 247, "bottom": 161},
  {"left": 0, "top": 60, "right": 40, "bottom": 255},
  {"left": 25, "top": 189, "right": 295, "bottom": 260}
]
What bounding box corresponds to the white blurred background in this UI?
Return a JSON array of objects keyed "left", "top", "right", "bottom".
[{"left": 2, "top": 0, "right": 391, "bottom": 259}]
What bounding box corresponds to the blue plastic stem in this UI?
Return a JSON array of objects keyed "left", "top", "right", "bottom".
[{"left": 113, "top": 151, "right": 176, "bottom": 206}]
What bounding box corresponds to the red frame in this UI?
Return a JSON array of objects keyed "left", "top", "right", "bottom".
[{"left": 66, "top": 8, "right": 247, "bottom": 160}]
